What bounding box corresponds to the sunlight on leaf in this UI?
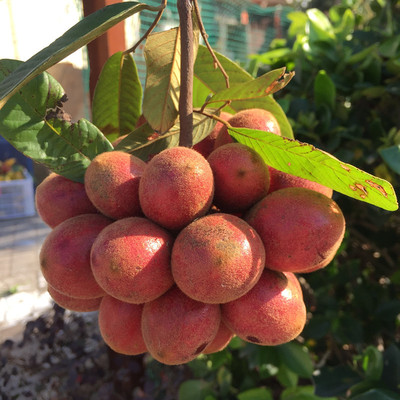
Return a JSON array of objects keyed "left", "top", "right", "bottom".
[
  {"left": 0, "top": 2, "right": 161, "bottom": 108},
  {"left": 0, "top": 59, "right": 112, "bottom": 182},
  {"left": 204, "top": 68, "right": 294, "bottom": 105},
  {"left": 116, "top": 110, "right": 217, "bottom": 161},
  {"left": 229, "top": 127, "right": 398, "bottom": 211},
  {"left": 92, "top": 52, "right": 142, "bottom": 142}
]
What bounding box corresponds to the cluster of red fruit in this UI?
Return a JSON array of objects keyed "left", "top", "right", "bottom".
[{"left": 35, "top": 109, "right": 345, "bottom": 365}]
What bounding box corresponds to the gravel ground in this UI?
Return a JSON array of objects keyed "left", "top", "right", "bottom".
[{"left": 0, "top": 304, "right": 192, "bottom": 400}]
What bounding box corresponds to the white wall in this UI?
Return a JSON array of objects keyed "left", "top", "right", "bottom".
[{"left": 0, "top": 0, "right": 87, "bottom": 69}]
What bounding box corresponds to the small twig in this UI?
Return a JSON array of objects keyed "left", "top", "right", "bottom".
[
  {"left": 177, "top": 0, "right": 194, "bottom": 147},
  {"left": 194, "top": 109, "right": 231, "bottom": 129},
  {"left": 123, "top": 0, "right": 168, "bottom": 55},
  {"left": 193, "top": 0, "right": 229, "bottom": 89}
]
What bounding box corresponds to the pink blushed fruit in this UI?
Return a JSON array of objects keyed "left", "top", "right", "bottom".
[
  {"left": 98, "top": 295, "right": 147, "bottom": 355},
  {"left": 35, "top": 173, "right": 98, "bottom": 228},
  {"left": 84, "top": 150, "right": 146, "bottom": 219},
  {"left": 141, "top": 286, "right": 221, "bottom": 365},
  {"left": 139, "top": 146, "right": 214, "bottom": 231},
  {"left": 245, "top": 187, "right": 345, "bottom": 273},
  {"left": 207, "top": 143, "right": 270, "bottom": 212},
  {"left": 40, "top": 214, "right": 112, "bottom": 299},
  {"left": 90, "top": 217, "right": 174, "bottom": 304},
  {"left": 171, "top": 213, "right": 265, "bottom": 304},
  {"left": 222, "top": 269, "right": 306, "bottom": 346}
]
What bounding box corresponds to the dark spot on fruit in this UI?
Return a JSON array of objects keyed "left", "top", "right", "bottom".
[
  {"left": 194, "top": 342, "right": 209, "bottom": 355},
  {"left": 237, "top": 169, "right": 246, "bottom": 178},
  {"left": 246, "top": 336, "right": 261, "bottom": 343}
]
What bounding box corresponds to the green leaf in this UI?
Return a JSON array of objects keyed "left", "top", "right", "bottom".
[
  {"left": 178, "top": 379, "right": 214, "bottom": 400},
  {"left": 351, "top": 389, "right": 400, "bottom": 400},
  {"left": 194, "top": 45, "right": 253, "bottom": 96},
  {"left": 142, "top": 28, "right": 181, "bottom": 133},
  {"left": 276, "top": 363, "right": 299, "bottom": 388},
  {"left": 333, "top": 8, "right": 355, "bottom": 40},
  {"left": 362, "top": 346, "right": 383, "bottom": 381},
  {"left": 347, "top": 44, "right": 378, "bottom": 65},
  {"left": 92, "top": 52, "right": 142, "bottom": 142},
  {"left": 276, "top": 342, "right": 314, "bottom": 379},
  {"left": 249, "top": 48, "right": 294, "bottom": 65},
  {"left": 379, "top": 36, "right": 400, "bottom": 58},
  {"left": 204, "top": 68, "right": 294, "bottom": 106},
  {"left": 314, "top": 365, "right": 362, "bottom": 397},
  {"left": 306, "top": 9, "right": 336, "bottom": 43},
  {"left": 0, "top": 2, "right": 159, "bottom": 108},
  {"left": 379, "top": 145, "right": 400, "bottom": 175},
  {"left": 237, "top": 387, "right": 273, "bottom": 400},
  {"left": 282, "top": 385, "right": 338, "bottom": 400},
  {"left": 228, "top": 127, "right": 398, "bottom": 211},
  {"left": 382, "top": 344, "right": 400, "bottom": 392},
  {"left": 314, "top": 70, "right": 336, "bottom": 110},
  {"left": 194, "top": 46, "right": 293, "bottom": 139},
  {"left": 287, "top": 11, "right": 308, "bottom": 38},
  {"left": 115, "top": 109, "right": 217, "bottom": 161},
  {"left": 0, "top": 59, "right": 112, "bottom": 182}
]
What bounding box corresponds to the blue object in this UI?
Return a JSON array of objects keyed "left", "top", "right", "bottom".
[{"left": 0, "top": 136, "right": 34, "bottom": 177}]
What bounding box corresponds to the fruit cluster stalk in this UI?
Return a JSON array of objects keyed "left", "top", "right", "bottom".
[{"left": 177, "top": 0, "right": 194, "bottom": 147}]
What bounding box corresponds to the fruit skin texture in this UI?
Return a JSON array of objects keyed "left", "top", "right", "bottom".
[
  {"left": 98, "top": 295, "right": 147, "bottom": 356},
  {"left": 202, "top": 321, "right": 234, "bottom": 354},
  {"left": 139, "top": 146, "right": 214, "bottom": 231},
  {"left": 141, "top": 286, "right": 221, "bottom": 365},
  {"left": 90, "top": 217, "right": 174, "bottom": 304},
  {"left": 47, "top": 286, "right": 102, "bottom": 312},
  {"left": 84, "top": 150, "right": 146, "bottom": 220},
  {"left": 207, "top": 143, "right": 270, "bottom": 212},
  {"left": 245, "top": 187, "right": 345, "bottom": 273},
  {"left": 172, "top": 213, "right": 265, "bottom": 304},
  {"left": 214, "top": 108, "right": 281, "bottom": 149},
  {"left": 193, "top": 111, "right": 232, "bottom": 158},
  {"left": 35, "top": 173, "right": 98, "bottom": 228},
  {"left": 40, "top": 214, "right": 112, "bottom": 299},
  {"left": 221, "top": 269, "right": 306, "bottom": 346},
  {"left": 268, "top": 168, "right": 333, "bottom": 198}
]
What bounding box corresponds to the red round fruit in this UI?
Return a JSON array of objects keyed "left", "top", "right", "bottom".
[
  {"left": 141, "top": 286, "right": 220, "bottom": 365},
  {"left": 171, "top": 213, "right": 265, "bottom": 304},
  {"left": 40, "top": 214, "right": 112, "bottom": 299},
  {"left": 139, "top": 146, "right": 214, "bottom": 231},
  {"left": 222, "top": 269, "right": 306, "bottom": 346},
  {"left": 202, "top": 321, "right": 234, "bottom": 354},
  {"left": 90, "top": 217, "right": 174, "bottom": 304},
  {"left": 214, "top": 108, "right": 281, "bottom": 149},
  {"left": 98, "top": 295, "right": 147, "bottom": 355},
  {"left": 268, "top": 168, "right": 333, "bottom": 198},
  {"left": 47, "top": 286, "right": 102, "bottom": 312},
  {"left": 35, "top": 173, "right": 98, "bottom": 228},
  {"left": 84, "top": 150, "right": 146, "bottom": 219},
  {"left": 207, "top": 143, "right": 270, "bottom": 212},
  {"left": 245, "top": 187, "right": 345, "bottom": 273}
]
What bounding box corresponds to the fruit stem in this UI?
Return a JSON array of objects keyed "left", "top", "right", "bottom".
[{"left": 177, "top": 0, "right": 194, "bottom": 147}]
